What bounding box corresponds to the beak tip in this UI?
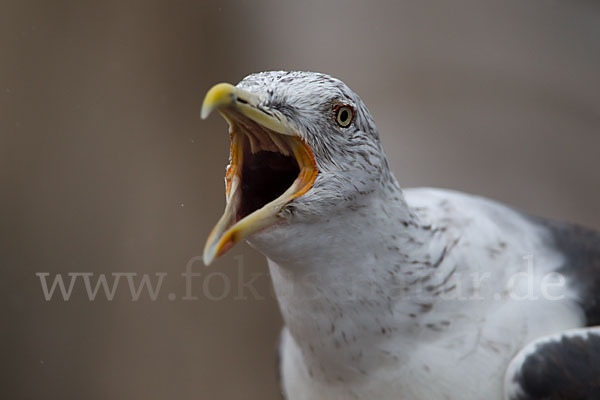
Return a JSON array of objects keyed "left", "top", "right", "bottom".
[
  {"left": 202, "top": 248, "right": 215, "bottom": 266},
  {"left": 200, "top": 107, "right": 212, "bottom": 120},
  {"left": 201, "top": 82, "right": 237, "bottom": 121}
]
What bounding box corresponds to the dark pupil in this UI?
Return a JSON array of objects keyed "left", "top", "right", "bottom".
[{"left": 340, "top": 109, "right": 349, "bottom": 123}]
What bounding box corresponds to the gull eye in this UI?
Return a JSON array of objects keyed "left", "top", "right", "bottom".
[{"left": 334, "top": 105, "right": 354, "bottom": 128}]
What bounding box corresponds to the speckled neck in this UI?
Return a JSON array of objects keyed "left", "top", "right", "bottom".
[{"left": 250, "top": 182, "right": 453, "bottom": 383}]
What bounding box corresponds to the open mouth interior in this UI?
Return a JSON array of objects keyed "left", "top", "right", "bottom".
[
  {"left": 224, "top": 114, "right": 317, "bottom": 229},
  {"left": 202, "top": 91, "right": 319, "bottom": 264},
  {"left": 238, "top": 135, "right": 300, "bottom": 220}
]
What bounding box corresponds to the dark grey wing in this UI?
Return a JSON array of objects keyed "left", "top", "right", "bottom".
[
  {"left": 530, "top": 216, "right": 600, "bottom": 326},
  {"left": 506, "top": 328, "right": 600, "bottom": 400}
]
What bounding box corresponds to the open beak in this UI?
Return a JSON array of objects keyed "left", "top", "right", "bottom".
[{"left": 201, "top": 83, "right": 318, "bottom": 265}]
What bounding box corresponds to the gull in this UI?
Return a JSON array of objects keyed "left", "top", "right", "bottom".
[{"left": 200, "top": 71, "right": 600, "bottom": 400}]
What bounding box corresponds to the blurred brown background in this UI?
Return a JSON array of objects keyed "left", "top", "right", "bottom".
[{"left": 2, "top": 1, "right": 599, "bottom": 399}]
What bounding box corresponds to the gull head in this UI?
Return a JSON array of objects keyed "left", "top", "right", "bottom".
[{"left": 202, "top": 71, "right": 390, "bottom": 265}]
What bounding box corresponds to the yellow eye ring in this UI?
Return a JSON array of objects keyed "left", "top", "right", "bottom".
[{"left": 334, "top": 105, "right": 354, "bottom": 128}]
